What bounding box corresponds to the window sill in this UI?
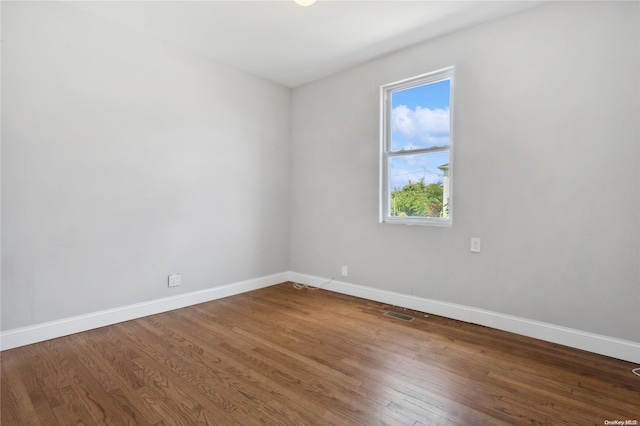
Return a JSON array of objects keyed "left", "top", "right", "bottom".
[{"left": 381, "top": 217, "right": 452, "bottom": 227}]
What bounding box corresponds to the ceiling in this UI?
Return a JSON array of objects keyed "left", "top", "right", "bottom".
[{"left": 67, "top": 0, "right": 545, "bottom": 88}]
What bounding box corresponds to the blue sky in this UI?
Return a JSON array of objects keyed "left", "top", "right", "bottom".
[
  {"left": 393, "top": 79, "right": 450, "bottom": 111},
  {"left": 390, "top": 79, "right": 450, "bottom": 190}
]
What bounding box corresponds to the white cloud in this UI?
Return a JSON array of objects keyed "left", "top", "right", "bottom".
[
  {"left": 392, "top": 105, "right": 450, "bottom": 149},
  {"left": 389, "top": 151, "right": 449, "bottom": 189}
]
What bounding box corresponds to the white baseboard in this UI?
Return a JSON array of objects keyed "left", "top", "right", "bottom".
[
  {"left": 4, "top": 271, "right": 639, "bottom": 364},
  {"left": 0, "top": 272, "right": 288, "bottom": 351},
  {"left": 289, "top": 272, "right": 640, "bottom": 364}
]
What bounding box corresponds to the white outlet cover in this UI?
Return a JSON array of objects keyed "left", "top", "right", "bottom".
[
  {"left": 341, "top": 265, "right": 348, "bottom": 277},
  {"left": 168, "top": 274, "right": 181, "bottom": 287},
  {"left": 470, "top": 238, "right": 481, "bottom": 253}
]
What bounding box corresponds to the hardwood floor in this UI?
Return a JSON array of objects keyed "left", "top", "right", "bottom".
[{"left": 1, "top": 283, "right": 638, "bottom": 425}]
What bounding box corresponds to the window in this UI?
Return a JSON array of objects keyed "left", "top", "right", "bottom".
[{"left": 380, "top": 67, "right": 453, "bottom": 226}]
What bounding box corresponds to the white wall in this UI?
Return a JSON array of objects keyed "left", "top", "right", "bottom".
[
  {"left": 2, "top": 1, "right": 639, "bottom": 352},
  {"left": 289, "top": 1, "right": 640, "bottom": 342},
  {"left": 1, "top": 1, "right": 291, "bottom": 330}
]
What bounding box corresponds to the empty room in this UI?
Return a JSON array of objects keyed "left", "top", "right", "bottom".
[{"left": 1, "top": 0, "right": 639, "bottom": 424}]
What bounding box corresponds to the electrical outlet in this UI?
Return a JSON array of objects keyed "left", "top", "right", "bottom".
[
  {"left": 341, "top": 265, "right": 348, "bottom": 277},
  {"left": 168, "top": 274, "right": 181, "bottom": 287},
  {"left": 470, "top": 238, "right": 481, "bottom": 253}
]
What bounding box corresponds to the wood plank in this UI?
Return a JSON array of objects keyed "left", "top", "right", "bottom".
[{"left": 1, "top": 282, "right": 638, "bottom": 425}]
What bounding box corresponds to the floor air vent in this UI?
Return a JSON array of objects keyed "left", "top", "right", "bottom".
[{"left": 384, "top": 311, "right": 415, "bottom": 322}]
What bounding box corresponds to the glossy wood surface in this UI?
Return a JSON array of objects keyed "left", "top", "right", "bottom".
[{"left": 2, "top": 283, "right": 638, "bottom": 425}]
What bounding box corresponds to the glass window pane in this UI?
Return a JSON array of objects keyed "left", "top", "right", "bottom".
[
  {"left": 390, "top": 79, "right": 450, "bottom": 152},
  {"left": 389, "top": 152, "right": 450, "bottom": 218}
]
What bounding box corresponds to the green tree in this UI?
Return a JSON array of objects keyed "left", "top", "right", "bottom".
[{"left": 391, "top": 178, "right": 443, "bottom": 217}]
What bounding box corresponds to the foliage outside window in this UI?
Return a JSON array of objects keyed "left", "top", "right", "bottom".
[{"left": 380, "top": 67, "right": 453, "bottom": 226}]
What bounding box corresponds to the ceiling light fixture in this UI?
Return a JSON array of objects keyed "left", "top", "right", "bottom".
[{"left": 294, "top": 0, "right": 316, "bottom": 6}]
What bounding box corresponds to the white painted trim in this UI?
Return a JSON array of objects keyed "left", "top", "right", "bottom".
[
  {"left": 289, "top": 272, "right": 640, "bottom": 364},
  {"left": 4, "top": 271, "right": 639, "bottom": 364},
  {"left": 380, "top": 66, "right": 455, "bottom": 227},
  {"left": 0, "top": 272, "right": 288, "bottom": 351}
]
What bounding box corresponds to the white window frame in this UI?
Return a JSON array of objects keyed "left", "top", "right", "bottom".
[{"left": 379, "top": 67, "right": 454, "bottom": 226}]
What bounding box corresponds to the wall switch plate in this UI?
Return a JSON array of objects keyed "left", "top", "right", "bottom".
[
  {"left": 470, "top": 238, "right": 481, "bottom": 253},
  {"left": 341, "top": 265, "right": 348, "bottom": 277},
  {"left": 168, "top": 274, "right": 181, "bottom": 287}
]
